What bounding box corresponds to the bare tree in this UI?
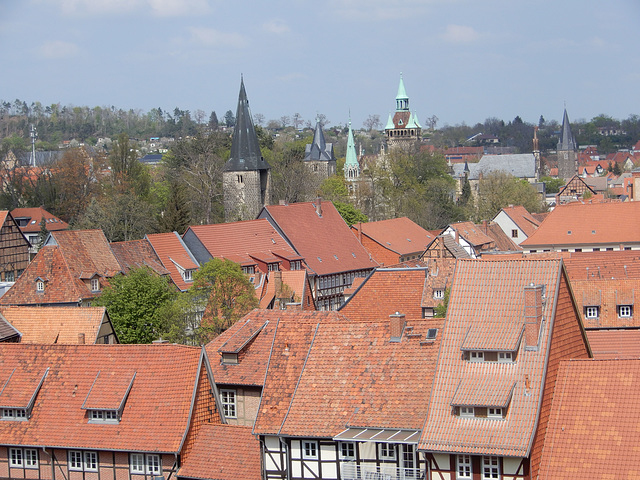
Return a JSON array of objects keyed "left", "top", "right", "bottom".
[
  {"left": 426, "top": 115, "right": 439, "bottom": 131},
  {"left": 292, "top": 113, "right": 303, "bottom": 130},
  {"left": 363, "top": 114, "right": 381, "bottom": 131},
  {"left": 253, "top": 113, "right": 265, "bottom": 126},
  {"left": 280, "top": 115, "right": 290, "bottom": 128}
]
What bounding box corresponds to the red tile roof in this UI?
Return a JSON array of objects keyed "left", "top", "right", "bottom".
[
  {"left": 0, "top": 306, "right": 110, "bottom": 344},
  {"left": 146, "top": 232, "right": 200, "bottom": 291},
  {"left": 253, "top": 312, "right": 445, "bottom": 437},
  {"left": 10, "top": 207, "right": 69, "bottom": 233},
  {"left": 110, "top": 238, "right": 170, "bottom": 276},
  {"left": 497, "top": 205, "right": 541, "bottom": 237},
  {"left": 351, "top": 217, "right": 435, "bottom": 255},
  {"left": 537, "top": 359, "right": 640, "bottom": 479},
  {"left": 51, "top": 229, "right": 122, "bottom": 277},
  {"left": 586, "top": 329, "right": 640, "bottom": 358},
  {"left": 521, "top": 201, "right": 640, "bottom": 248},
  {"left": 339, "top": 268, "right": 427, "bottom": 322},
  {"left": 178, "top": 424, "right": 261, "bottom": 480},
  {"left": 420, "top": 259, "right": 564, "bottom": 456},
  {"left": 259, "top": 200, "right": 378, "bottom": 276},
  {"left": 448, "top": 221, "right": 495, "bottom": 248},
  {"left": 0, "top": 343, "right": 206, "bottom": 453}
]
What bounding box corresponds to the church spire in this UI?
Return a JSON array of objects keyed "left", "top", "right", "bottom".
[
  {"left": 305, "top": 116, "right": 331, "bottom": 161},
  {"left": 224, "top": 77, "right": 269, "bottom": 172},
  {"left": 344, "top": 117, "right": 360, "bottom": 180},
  {"left": 557, "top": 108, "right": 576, "bottom": 152},
  {"left": 395, "top": 73, "right": 409, "bottom": 112}
]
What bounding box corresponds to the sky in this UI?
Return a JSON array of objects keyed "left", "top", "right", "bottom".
[{"left": 1, "top": 0, "right": 639, "bottom": 130}]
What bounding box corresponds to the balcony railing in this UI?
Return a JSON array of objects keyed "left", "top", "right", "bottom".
[{"left": 340, "top": 462, "right": 424, "bottom": 480}]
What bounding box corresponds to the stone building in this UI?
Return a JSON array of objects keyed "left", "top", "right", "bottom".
[
  {"left": 557, "top": 108, "right": 578, "bottom": 180},
  {"left": 303, "top": 118, "right": 336, "bottom": 190},
  {"left": 384, "top": 73, "right": 422, "bottom": 150},
  {"left": 223, "top": 78, "right": 271, "bottom": 222}
]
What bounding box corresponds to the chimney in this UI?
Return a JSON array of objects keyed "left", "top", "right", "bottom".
[
  {"left": 274, "top": 270, "right": 283, "bottom": 295},
  {"left": 524, "top": 284, "right": 544, "bottom": 348},
  {"left": 279, "top": 199, "right": 288, "bottom": 206},
  {"left": 358, "top": 222, "right": 363, "bottom": 244},
  {"left": 315, "top": 197, "right": 322, "bottom": 216},
  {"left": 77, "top": 333, "right": 85, "bottom": 345},
  {"left": 389, "top": 312, "right": 406, "bottom": 341}
]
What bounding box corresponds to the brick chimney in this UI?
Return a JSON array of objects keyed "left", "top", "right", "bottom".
[
  {"left": 77, "top": 333, "right": 85, "bottom": 345},
  {"left": 274, "top": 270, "right": 283, "bottom": 295},
  {"left": 315, "top": 197, "right": 322, "bottom": 216},
  {"left": 524, "top": 284, "right": 544, "bottom": 348},
  {"left": 389, "top": 312, "right": 406, "bottom": 341}
]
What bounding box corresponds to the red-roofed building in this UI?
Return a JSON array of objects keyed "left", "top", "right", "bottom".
[
  {"left": 259, "top": 200, "right": 377, "bottom": 310},
  {"left": 0, "top": 230, "right": 123, "bottom": 307},
  {"left": 492, "top": 205, "right": 542, "bottom": 245},
  {"left": 521, "top": 201, "right": 640, "bottom": 253},
  {"left": 0, "top": 306, "right": 117, "bottom": 344},
  {"left": 0, "top": 343, "right": 220, "bottom": 480},
  {"left": 258, "top": 270, "right": 315, "bottom": 310},
  {"left": 146, "top": 232, "right": 200, "bottom": 291},
  {"left": 0, "top": 211, "right": 30, "bottom": 285},
  {"left": 110, "top": 238, "right": 170, "bottom": 277},
  {"left": 11, "top": 207, "right": 69, "bottom": 257},
  {"left": 442, "top": 221, "right": 496, "bottom": 258},
  {"left": 537, "top": 359, "right": 640, "bottom": 479},
  {"left": 350, "top": 217, "right": 434, "bottom": 266},
  {"left": 420, "top": 258, "right": 590, "bottom": 480}
]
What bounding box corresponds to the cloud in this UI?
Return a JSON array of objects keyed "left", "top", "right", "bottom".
[
  {"left": 147, "top": 0, "right": 211, "bottom": 17},
  {"left": 187, "top": 27, "right": 248, "bottom": 48},
  {"left": 329, "top": 0, "right": 435, "bottom": 21},
  {"left": 262, "top": 19, "right": 290, "bottom": 35},
  {"left": 441, "top": 24, "right": 480, "bottom": 44},
  {"left": 37, "top": 40, "right": 80, "bottom": 59}
]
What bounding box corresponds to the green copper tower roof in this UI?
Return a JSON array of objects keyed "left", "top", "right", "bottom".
[
  {"left": 345, "top": 119, "right": 359, "bottom": 169},
  {"left": 385, "top": 112, "right": 395, "bottom": 130},
  {"left": 395, "top": 73, "right": 409, "bottom": 112},
  {"left": 224, "top": 77, "right": 270, "bottom": 172}
]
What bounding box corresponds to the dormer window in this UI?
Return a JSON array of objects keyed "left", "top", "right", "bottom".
[
  {"left": 90, "top": 278, "right": 100, "bottom": 292},
  {"left": 182, "top": 269, "right": 193, "bottom": 282},
  {"left": 497, "top": 352, "right": 513, "bottom": 363},
  {"left": 36, "top": 280, "right": 44, "bottom": 292},
  {"left": 459, "top": 406, "right": 474, "bottom": 417},
  {"left": 585, "top": 306, "right": 599, "bottom": 319},
  {"left": 268, "top": 263, "right": 279, "bottom": 272},
  {"left": 618, "top": 305, "right": 633, "bottom": 318},
  {"left": 221, "top": 352, "right": 238, "bottom": 365},
  {"left": 2, "top": 408, "right": 27, "bottom": 420},
  {"left": 290, "top": 260, "right": 301, "bottom": 270},
  {"left": 465, "top": 350, "right": 517, "bottom": 363},
  {"left": 242, "top": 266, "right": 255, "bottom": 274},
  {"left": 488, "top": 407, "right": 503, "bottom": 418},
  {"left": 433, "top": 289, "right": 444, "bottom": 300},
  {"left": 469, "top": 351, "right": 484, "bottom": 362},
  {"left": 88, "top": 409, "right": 119, "bottom": 423}
]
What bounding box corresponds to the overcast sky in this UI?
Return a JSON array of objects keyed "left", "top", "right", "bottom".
[{"left": 1, "top": 0, "right": 638, "bottom": 129}]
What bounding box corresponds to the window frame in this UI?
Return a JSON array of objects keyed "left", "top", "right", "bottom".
[
  {"left": 220, "top": 389, "right": 237, "bottom": 419},
  {"left": 378, "top": 443, "right": 396, "bottom": 461},
  {"left": 585, "top": 306, "right": 599, "bottom": 319},
  {"left": 618, "top": 305, "right": 632, "bottom": 318},
  {"left": 459, "top": 406, "right": 475, "bottom": 417},
  {"left": 482, "top": 456, "right": 500, "bottom": 480},
  {"left": 2, "top": 408, "right": 27, "bottom": 420},
  {"left": 469, "top": 351, "right": 484, "bottom": 362},
  {"left": 68, "top": 450, "right": 98, "bottom": 472},
  {"left": 433, "top": 289, "right": 444, "bottom": 300},
  {"left": 90, "top": 278, "right": 100, "bottom": 292},
  {"left": 456, "top": 454, "right": 472, "bottom": 479},
  {"left": 488, "top": 407, "right": 503, "bottom": 419},
  {"left": 339, "top": 441, "right": 356, "bottom": 460},
  {"left": 497, "top": 352, "right": 513, "bottom": 363},
  {"left": 36, "top": 280, "right": 44, "bottom": 292},
  {"left": 511, "top": 229, "right": 518, "bottom": 238},
  {"left": 302, "top": 440, "right": 318, "bottom": 459},
  {"left": 130, "top": 453, "right": 145, "bottom": 474},
  {"left": 146, "top": 454, "right": 161, "bottom": 475}
]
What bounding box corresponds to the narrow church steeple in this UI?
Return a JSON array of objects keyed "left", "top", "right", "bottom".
[
  {"left": 557, "top": 108, "right": 577, "bottom": 152},
  {"left": 344, "top": 118, "right": 360, "bottom": 181},
  {"left": 396, "top": 73, "right": 409, "bottom": 112},
  {"left": 556, "top": 108, "right": 578, "bottom": 180}
]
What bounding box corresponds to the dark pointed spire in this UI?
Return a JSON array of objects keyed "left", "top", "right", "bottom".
[
  {"left": 557, "top": 108, "right": 577, "bottom": 152},
  {"left": 309, "top": 117, "right": 327, "bottom": 160},
  {"left": 224, "top": 77, "right": 270, "bottom": 172}
]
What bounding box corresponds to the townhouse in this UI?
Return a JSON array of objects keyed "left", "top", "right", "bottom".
[
  {"left": 492, "top": 206, "right": 541, "bottom": 246},
  {"left": 0, "top": 211, "right": 30, "bottom": 285}
]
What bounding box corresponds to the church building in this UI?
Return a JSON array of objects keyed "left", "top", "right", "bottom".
[
  {"left": 223, "top": 78, "right": 271, "bottom": 222},
  {"left": 557, "top": 108, "right": 578, "bottom": 180},
  {"left": 384, "top": 73, "right": 422, "bottom": 149},
  {"left": 303, "top": 118, "right": 337, "bottom": 186}
]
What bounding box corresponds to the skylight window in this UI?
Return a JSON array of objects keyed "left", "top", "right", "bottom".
[{"left": 2, "top": 408, "right": 27, "bottom": 421}]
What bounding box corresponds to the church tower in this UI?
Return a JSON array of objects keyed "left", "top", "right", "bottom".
[
  {"left": 304, "top": 117, "right": 337, "bottom": 183},
  {"left": 223, "top": 77, "right": 271, "bottom": 222},
  {"left": 344, "top": 118, "right": 360, "bottom": 195},
  {"left": 557, "top": 108, "right": 578, "bottom": 180},
  {"left": 384, "top": 73, "right": 422, "bottom": 149}
]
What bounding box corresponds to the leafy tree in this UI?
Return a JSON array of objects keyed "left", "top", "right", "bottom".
[
  {"left": 475, "top": 172, "right": 543, "bottom": 221},
  {"left": 36, "top": 218, "right": 49, "bottom": 249},
  {"left": 158, "top": 180, "right": 191, "bottom": 234},
  {"left": 334, "top": 201, "right": 368, "bottom": 226},
  {"left": 189, "top": 258, "right": 258, "bottom": 340},
  {"left": 224, "top": 110, "right": 235, "bottom": 127},
  {"left": 319, "top": 175, "right": 349, "bottom": 203},
  {"left": 540, "top": 176, "right": 565, "bottom": 194},
  {"left": 93, "top": 267, "right": 177, "bottom": 344},
  {"left": 434, "top": 287, "right": 450, "bottom": 318}
]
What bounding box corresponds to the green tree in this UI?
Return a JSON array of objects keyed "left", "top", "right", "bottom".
[
  {"left": 36, "top": 218, "right": 49, "bottom": 249},
  {"left": 158, "top": 180, "right": 191, "bottom": 234},
  {"left": 109, "top": 133, "right": 150, "bottom": 197},
  {"left": 191, "top": 258, "right": 258, "bottom": 340},
  {"left": 334, "top": 201, "right": 368, "bottom": 226},
  {"left": 93, "top": 267, "right": 177, "bottom": 344},
  {"left": 540, "top": 176, "right": 565, "bottom": 194},
  {"left": 475, "top": 172, "right": 543, "bottom": 221},
  {"left": 434, "top": 287, "right": 450, "bottom": 318}
]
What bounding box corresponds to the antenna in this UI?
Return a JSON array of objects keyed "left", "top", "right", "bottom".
[{"left": 29, "top": 124, "right": 37, "bottom": 168}]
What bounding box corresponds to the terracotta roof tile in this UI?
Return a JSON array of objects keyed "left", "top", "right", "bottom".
[
  {"left": 586, "top": 329, "right": 640, "bottom": 358},
  {"left": 448, "top": 221, "right": 494, "bottom": 248},
  {"left": 10, "top": 207, "right": 69, "bottom": 233},
  {"left": 351, "top": 217, "right": 434, "bottom": 255},
  {"left": 110, "top": 238, "right": 170, "bottom": 277},
  {"left": 178, "top": 424, "right": 261, "bottom": 480},
  {"left": 260, "top": 201, "right": 378, "bottom": 276},
  {"left": 0, "top": 306, "right": 109, "bottom": 344},
  {"left": 0, "top": 343, "right": 203, "bottom": 453},
  {"left": 537, "top": 359, "right": 640, "bottom": 479},
  {"left": 146, "top": 232, "right": 200, "bottom": 291},
  {"left": 51, "top": 229, "right": 122, "bottom": 277},
  {"left": 420, "top": 259, "right": 563, "bottom": 457},
  {"left": 497, "top": 206, "right": 541, "bottom": 237},
  {"left": 522, "top": 201, "right": 640, "bottom": 248}
]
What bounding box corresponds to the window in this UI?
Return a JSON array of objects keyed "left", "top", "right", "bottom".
[
  {"left": 36, "top": 280, "right": 44, "bottom": 292},
  {"left": 242, "top": 266, "right": 255, "bottom": 274},
  {"left": 433, "top": 289, "right": 444, "bottom": 300},
  {"left": 585, "top": 306, "right": 599, "bottom": 319},
  {"left": 130, "top": 453, "right": 161, "bottom": 475},
  {"left": 90, "top": 278, "right": 100, "bottom": 292},
  {"left": 5, "top": 271, "right": 14, "bottom": 282},
  {"left": 220, "top": 389, "right": 237, "bottom": 418},
  {"left": 339, "top": 442, "right": 355, "bottom": 460},
  {"left": 482, "top": 456, "right": 500, "bottom": 479},
  {"left": 488, "top": 407, "right": 503, "bottom": 418},
  {"left": 221, "top": 353, "right": 238, "bottom": 365},
  {"left": 24, "top": 449, "right": 38, "bottom": 468},
  {"left": 469, "top": 351, "right": 484, "bottom": 362},
  {"left": 460, "top": 406, "right": 475, "bottom": 417},
  {"left": 378, "top": 443, "right": 396, "bottom": 460},
  {"left": 237, "top": 174, "right": 243, "bottom": 183},
  {"left": 9, "top": 448, "right": 22, "bottom": 468},
  {"left": 498, "top": 352, "right": 513, "bottom": 363},
  {"left": 511, "top": 229, "right": 518, "bottom": 238},
  {"left": 69, "top": 451, "right": 98, "bottom": 472},
  {"left": 291, "top": 260, "right": 301, "bottom": 270},
  {"left": 618, "top": 305, "right": 632, "bottom": 318},
  {"left": 303, "top": 441, "right": 318, "bottom": 459},
  {"left": 456, "top": 454, "right": 472, "bottom": 479},
  {"left": 182, "top": 269, "right": 193, "bottom": 282},
  {"left": 89, "top": 409, "right": 118, "bottom": 423},
  {"left": 9, "top": 448, "right": 37, "bottom": 468},
  {"left": 2, "top": 408, "right": 27, "bottom": 420},
  {"left": 268, "top": 263, "right": 279, "bottom": 272}
]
